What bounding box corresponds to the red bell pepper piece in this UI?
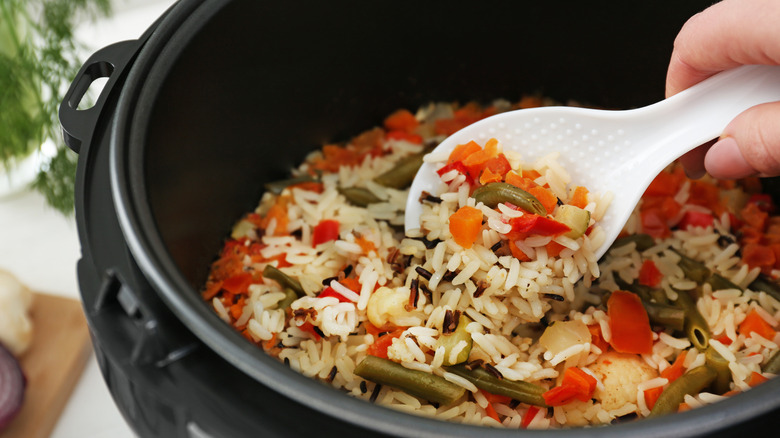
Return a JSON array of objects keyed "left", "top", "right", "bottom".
[
  {"left": 509, "top": 214, "right": 571, "bottom": 236},
  {"left": 677, "top": 210, "right": 714, "bottom": 230},
  {"left": 312, "top": 219, "right": 340, "bottom": 247},
  {"left": 436, "top": 161, "right": 474, "bottom": 186}
]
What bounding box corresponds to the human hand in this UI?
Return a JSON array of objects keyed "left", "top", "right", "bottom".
[{"left": 666, "top": 0, "right": 780, "bottom": 179}]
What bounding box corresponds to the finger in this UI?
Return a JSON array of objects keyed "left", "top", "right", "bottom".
[
  {"left": 679, "top": 141, "right": 713, "bottom": 179},
  {"left": 704, "top": 102, "right": 780, "bottom": 178},
  {"left": 666, "top": 0, "right": 780, "bottom": 97}
]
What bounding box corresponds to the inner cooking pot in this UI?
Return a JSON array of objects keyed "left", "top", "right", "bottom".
[{"left": 63, "top": 0, "right": 780, "bottom": 437}]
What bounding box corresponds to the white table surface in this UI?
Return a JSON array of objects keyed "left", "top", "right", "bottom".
[{"left": 0, "top": 1, "right": 177, "bottom": 437}]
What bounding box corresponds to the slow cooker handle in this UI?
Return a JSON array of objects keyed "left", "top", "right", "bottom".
[{"left": 59, "top": 40, "right": 143, "bottom": 154}]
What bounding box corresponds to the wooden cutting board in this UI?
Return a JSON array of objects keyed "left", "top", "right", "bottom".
[{"left": 3, "top": 293, "right": 92, "bottom": 438}]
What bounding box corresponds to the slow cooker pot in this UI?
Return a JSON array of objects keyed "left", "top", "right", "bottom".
[{"left": 60, "top": 0, "right": 780, "bottom": 436}]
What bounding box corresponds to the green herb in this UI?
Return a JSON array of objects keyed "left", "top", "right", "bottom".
[{"left": 0, "top": 0, "right": 111, "bottom": 213}]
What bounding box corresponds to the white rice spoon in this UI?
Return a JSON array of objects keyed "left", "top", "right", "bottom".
[{"left": 405, "top": 65, "right": 780, "bottom": 260}]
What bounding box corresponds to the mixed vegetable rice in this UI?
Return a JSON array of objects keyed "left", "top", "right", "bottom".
[{"left": 202, "top": 98, "right": 780, "bottom": 428}]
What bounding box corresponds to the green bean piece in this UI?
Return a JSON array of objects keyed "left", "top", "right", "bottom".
[
  {"left": 704, "top": 346, "right": 732, "bottom": 394},
  {"left": 262, "top": 265, "right": 305, "bottom": 297},
  {"left": 706, "top": 273, "right": 741, "bottom": 292},
  {"left": 763, "top": 349, "right": 780, "bottom": 374},
  {"left": 264, "top": 175, "right": 317, "bottom": 195},
  {"left": 610, "top": 234, "right": 656, "bottom": 252},
  {"left": 615, "top": 277, "right": 653, "bottom": 303},
  {"left": 644, "top": 301, "right": 686, "bottom": 332},
  {"left": 748, "top": 274, "right": 780, "bottom": 302},
  {"left": 276, "top": 287, "right": 298, "bottom": 310},
  {"left": 373, "top": 151, "right": 426, "bottom": 189},
  {"left": 445, "top": 364, "right": 548, "bottom": 407},
  {"left": 355, "top": 356, "right": 466, "bottom": 405},
  {"left": 338, "top": 186, "right": 381, "bottom": 207},
  {"left": 471, "top": 182, "right": 546, "bottom": 216},
  {"left": 674, "top": 289, "right": 710, "bottom": 351},
  {"left": 649, "top": 365, "right": 717, "bottom": 417},
  {"left": 436, "top": 314, "right": 473, "bottom": 366},
  {"left": 672, "top": 249, "right": 711, "bottom": 284}
]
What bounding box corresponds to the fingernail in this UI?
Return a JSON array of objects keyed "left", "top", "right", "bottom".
[{"left": 705, "top": 136, "right": 757, "bottom": 178}]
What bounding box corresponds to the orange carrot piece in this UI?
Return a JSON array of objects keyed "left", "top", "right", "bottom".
[
  {"left": 644, "top": 386, "right": 664, "bottom": 410},
  {"left": 479, "top": 167, "right": 503, "bottom": 186},
  {"left": 449, "top": 206, "right": 483, "bottom": 249},
  {"left": 661, "top": 351, "right": 687, "bottom": 383},
  {"left": 505, "top": 171, "right": 536, "bottom": 192},
  {"left": 587, "top": 324, "right": 610, "bottom": 354},
  {"left": 545, "top": 241, "right": 566, "bottom": 258},
  {"left": 607, "top": 290, "right": 654, "bottom": 354},
  {"left": 508, "top": 239, "right": 531, "bottom": 261},
  {"left": 748, "top": 371, "right": 769, "bottom": 387},
  {"left": 383, "top": 109, "right": 419, "bottom": 133},
  {"left": 742, "top": 243, "right": 776, "bottom": 272},
  {"left": 355, "top": 235, "right": 377, "bottom": 254},
  {"left": 528, "top": 186, "right": 558, "bottom": 215},
  {"left": 570, "top": 186, "right": 589, "bottom": 209},
  {"left": 448, "top": 141, "right": 482, "bottom": 164},
  {"left": 366, "top": 329, "right": 405, "bottom": 359},
  {"left": 738, "top": 308, "right": 777, "bottom": 340}
]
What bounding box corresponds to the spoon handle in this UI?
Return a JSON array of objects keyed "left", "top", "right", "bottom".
[{"left": 633, "top": 65, "right": 780, "bottom": 167}]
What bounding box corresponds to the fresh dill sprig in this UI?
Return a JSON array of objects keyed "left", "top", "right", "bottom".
[{"left": 0, "top": 0, "right": 111, "bottom": 214}]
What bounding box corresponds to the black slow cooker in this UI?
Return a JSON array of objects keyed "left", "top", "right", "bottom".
[{"left": 59, "top": 0, "right": 780, "bottom": 436}]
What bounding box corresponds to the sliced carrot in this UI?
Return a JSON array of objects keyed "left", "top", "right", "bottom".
[
  {"left": 660, "top": 351, "right": 687, "bottom": 383},
  {"left": 714, "top": 333, "right": 733, "bottom": 346},
  {"left": 289, "top": 181, "right": 324, "bottom": 193},
  {"left": 738, "top": 308, "right": 777, "bottom": 340},
  {"left": 742, "top": 243, "right": 776, "bottom": 273},
  {"left": 201, "top": 280, "right": 224, "bottom": 300},
  {"left": 508, "top": 239, "right": 531, "bottom": 261},
  {"left": 481, "top": 390, "right": 512, "bottom": 405},
  {"left": 528, "top": 186, "right": 558, "bottom": 215},
  {"left": 644, "top": 386, "right": 664, "bottom": 410},
  {"left": 740, "top": 200, "right": 769, "bottom": 230},
  {"left": 463, "top": 138, "right": 500, "bottom": 180},
  {"left": 570, "top": 186, "right": 589, "bottom": 209},
  {"left": 263, "top": 333, "right": 278, "bottom": 350},
  {"left": 483, "top": 153, "right": 512, "bottom": 179},
  {"left": 479, "top": 167, "right": 503, "bottom": 185},
  {"left": 678, "top": 402, "right": 692, "bottom": 413},
  {"left": 449, "top": 206, "right": 484, "bottom": 249},
  {"left": 505, "top": 171, "right": 536, "bottom": 192},
  {"left": 587, "top": 324, "right": 610, "bottom": 354},
  {"left": 366, "top": 329, "right": 405, "bottom": 359},
  {"left": 748, "top": 371, "right": 769, "bottom": 387},
  {"left": 522, "top": 169, "right": 542, "bottom": 181},
  {"left": 383, "top": 108, "right": 418, "bottom": 133},
  {"left": 644, "top": 170, "right": 683, "bottom": 197},
  {"left": 448, "top": 141, "right": 482, "bottom": 164},
  {"left": 541, "top": 367, "right": 597, "bottom": 406},
  {"left": 355, "top": 235, "right": 377, "bottom": 254},
  {"left": 607, "top": 290, "right": 654, "bottom": 354},
  {"left": 545, "top": 241, "right": 566, "bottom": 258}
]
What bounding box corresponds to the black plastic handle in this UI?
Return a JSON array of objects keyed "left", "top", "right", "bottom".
[{"left": 59, "top": 40, "right": 143, "bottom": 154}]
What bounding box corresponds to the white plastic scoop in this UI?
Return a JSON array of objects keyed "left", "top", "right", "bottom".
[{"left": 405, "top": 65, "right": 780, "bottom": 259}]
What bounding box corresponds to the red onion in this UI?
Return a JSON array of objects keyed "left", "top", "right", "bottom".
[{"left": 0, "top": 343, "right": 25, "bottom": 431}]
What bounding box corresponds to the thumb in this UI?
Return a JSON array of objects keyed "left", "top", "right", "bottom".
[{"left": 704, "top": 101, "right": 780, "bottom": 179}]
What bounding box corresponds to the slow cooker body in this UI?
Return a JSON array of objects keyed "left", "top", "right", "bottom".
[{"left": 65, "top": 0, "right": 780, "bottom": 436}]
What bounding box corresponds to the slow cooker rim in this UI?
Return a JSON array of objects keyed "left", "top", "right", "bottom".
[{"left": 106, "top": 0, "right": 780, "bottom": 436}]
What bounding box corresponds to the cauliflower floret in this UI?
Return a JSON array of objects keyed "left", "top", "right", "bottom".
[
  {"left": 366, "top": 286, "right": 424, "bottom": 328},
  {"left": 0, "top": 270, "right": 34, "bottom": 356},
  {"left": 588, "top": 351, "right": 658, "bottom": 412}
]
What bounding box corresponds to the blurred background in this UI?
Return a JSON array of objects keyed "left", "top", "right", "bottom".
[{"left": 0, "top": 1, "right": 175, "bottom": 437}]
